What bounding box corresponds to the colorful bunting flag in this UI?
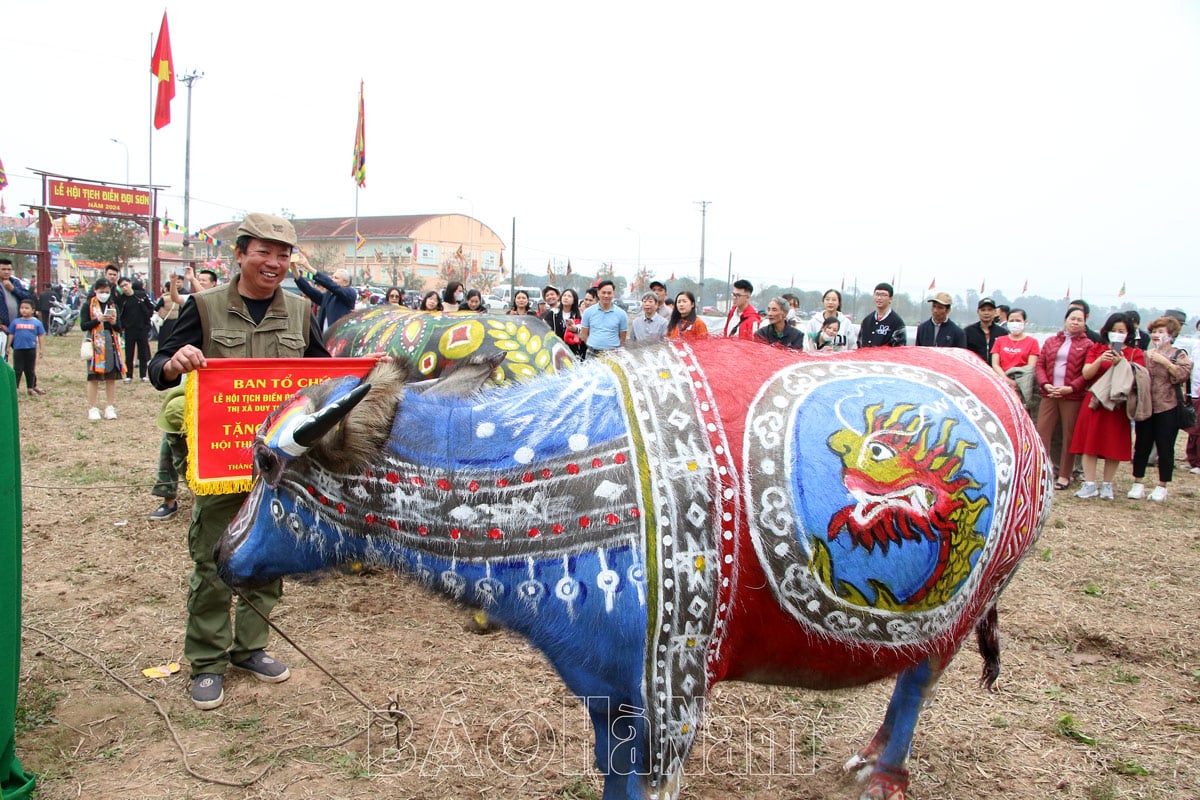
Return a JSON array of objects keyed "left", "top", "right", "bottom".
[
  {"left": 1021, "top": 279, "right": 1028, "bottom": 294},
  {"left": 547, "top": 259, "right": 555, "bottom": 280},
  {"left": 351, "top": 81, "right": 366, "bottom": 188},
  {"left": 566, "top": 259, "right": 572, "bottom": 275},
  {"left": 1118, "top": 281, "right": 1126, "bottom": 298},
  {"left": 0, "top": 156, "right": 7, "bottom": 190},
  {"left": 980, "top": 279, "right": 986, "bottom": 294},
  {"left": 150, "top": 12, "right": 175, "bottom": 130},
  {"left": 456, "top": 244, "right": 464, "bottom": 260},
  {"left": 355, "top": 230, "right": 365, "bottom": 250},
  {"left": 928, "top": 278, "right": 936, "bottom": 290}
]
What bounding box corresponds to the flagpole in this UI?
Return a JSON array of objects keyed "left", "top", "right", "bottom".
[{"left": 354, "top": 188, "right": 359, "bottom": 285}]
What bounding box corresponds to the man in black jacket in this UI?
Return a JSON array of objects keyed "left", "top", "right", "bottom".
[
  {"left": 964, "top": 297, "right": 1008, "bottom": 363},
  {"left": 858, "top": 282, "right": 906, "bottom": 347},
  {"left": 915, "top": 292, "right": 967, "bottom": 349}
]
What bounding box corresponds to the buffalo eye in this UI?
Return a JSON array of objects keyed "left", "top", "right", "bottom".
[{"left": 254, "top": 446, "right": 285, "bottom": 487}]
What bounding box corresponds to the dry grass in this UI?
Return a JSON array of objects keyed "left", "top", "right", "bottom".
[{"left": 13, "top": 334, "right": 1200, "bottom": 799}]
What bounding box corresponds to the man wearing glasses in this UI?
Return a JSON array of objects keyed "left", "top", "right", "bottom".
[
  {"left": 857, "top": 282, "right": 907, "bottom": 348},
  {"left": 723, "top": 279, "right": 761, "bottom": 340}
]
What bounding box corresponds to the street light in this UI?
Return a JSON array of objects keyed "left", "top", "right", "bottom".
[
  {"left": 109, "top": 138, "right": 129, "bottom": 184},
  {"left": 625, "top": 226, "right": 641, "bottom": 273}
]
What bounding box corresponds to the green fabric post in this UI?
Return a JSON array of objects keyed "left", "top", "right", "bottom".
[{"left": 0, "top": 360, "right": 36, "bottom": 798}]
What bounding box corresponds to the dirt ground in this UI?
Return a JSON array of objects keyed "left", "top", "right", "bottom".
[{"left": 11, "top": 334, "right": 1200, "bottom": 800}]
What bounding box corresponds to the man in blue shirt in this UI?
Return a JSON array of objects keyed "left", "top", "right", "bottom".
[
  {"left": 289, "top": 260, "right": 357, "bottom": 332},
  {"left": 580, "top": 280, "right": 628, "bottom": 354}
]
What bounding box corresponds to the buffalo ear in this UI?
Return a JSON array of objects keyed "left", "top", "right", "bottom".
[
  {"left": 305, "top": 360, "right": 407, "bottom": 473},
  {"left": 423, "top": 352, "right": 507, "bottom": 398}
]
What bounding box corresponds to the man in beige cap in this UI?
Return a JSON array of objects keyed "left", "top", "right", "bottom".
[
  {"left": 915, "top": 291, "right": 967, "bottom": 348},
  {"left": 149, "top": 212, "right": 329, "bottom": 710}
]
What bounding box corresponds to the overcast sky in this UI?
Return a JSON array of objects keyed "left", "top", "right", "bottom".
[{"left": 5, "top": 1, "right": 1199, "bottom": 310}]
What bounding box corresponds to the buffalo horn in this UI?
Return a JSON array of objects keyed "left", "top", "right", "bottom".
[{"left": 291, "top": 382, "right": 373, "bottom": 449}]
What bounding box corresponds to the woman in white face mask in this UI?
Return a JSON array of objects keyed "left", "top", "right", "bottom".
[
  {"left": 1069, "top": 313, "right": 1145, "bottom": 500},
  {"left": 81, "top": 277, "right": 126, "bottom": 421},
  {"left": 1128, "top": 316, "right": 1193, "bottom": 502},
  {"left": 990, "top": 308, "right": 1041, "bottom": 413}
]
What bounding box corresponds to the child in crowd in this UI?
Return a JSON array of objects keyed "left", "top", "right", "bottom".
[{"left": 7, "top": 298, "right": 46, "bottom": 395}]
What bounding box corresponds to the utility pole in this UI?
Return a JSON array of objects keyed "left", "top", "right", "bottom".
[
  {"left": 695, "top": 200, "right": 710, "bottom": 307},
  {"left": 180, "top": 71, "right": 204, "bottom": 263}
]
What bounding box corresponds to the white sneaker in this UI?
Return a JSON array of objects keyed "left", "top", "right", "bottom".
[
  {"left": 1148, "top": 486, "right": 1168, "bottom": 502},
  {"left": 1190, "top": 466, "right": 1200, "bottom": 475},
  {"left": 1127, "top": 483, "right": 1145, "bottom": 500},
  {"left": 1074, "top": 481, "right": 1098, "bottom": 499},
  {"left": 1099, "top": 482, "right": 1114, "bottom": 500},
  {"left": 123, "top": 377, "right": 132, "bottom": 384},
  {"left": 87, "top": 407, "right": 101, "bottom": 422},
  {"left": 103, "top": 405, "right": 118, "bottom": 420}
]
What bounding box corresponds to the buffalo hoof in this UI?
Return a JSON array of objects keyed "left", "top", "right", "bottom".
[{"left": 859, "top": 766, "right": 909, "bottom": 800}]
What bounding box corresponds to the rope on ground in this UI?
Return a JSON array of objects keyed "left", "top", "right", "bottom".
[{"left": 21, "top": 621, "right": 367, "bottom": 789}]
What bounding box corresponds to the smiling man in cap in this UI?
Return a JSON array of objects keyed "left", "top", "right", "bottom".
[
  {"left": 915, "top": 291, "right": 967, "bottom": 348},
  {"left": 149, "top": 211, "right": 329, "bottom": 711},
  {"left": 964, "top": 296, "right": 1008, "bottom": 362}
]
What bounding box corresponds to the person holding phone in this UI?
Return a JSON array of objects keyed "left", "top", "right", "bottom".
[
  {"left": 81, "top": 277, "right": 126, "bottom": 420},
  {"left": 1128, "top": 316, "right": 1193, "bottom": 501},
  {"left": 1068, "top": 312, "right": 1145, "bottom": 499}
]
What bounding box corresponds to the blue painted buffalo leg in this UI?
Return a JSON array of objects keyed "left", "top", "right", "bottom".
[
  {"left": 846, "top": 656, "right": 945, "bottom": 800},
  {"left": 581, "top": 696, "right": 647, "bottom": 800}
]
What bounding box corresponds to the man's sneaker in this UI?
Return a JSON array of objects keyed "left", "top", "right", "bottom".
[
  {"left": 123, "top": 377, "right": 132, "bottom": 384},
  {"left": 191, "top": 673, "right": 224, "bottom": 710},
  {"left": 1190, "top": 466, "right": 1200, "bottom": 475},
  {"left": 103, "top": 405, "right": 117, "bottom": 420},
  {"left": 1099, "top": 482, "right": 1114, "bottom": 500},
  {"left": 149, "top": 502, "right": 178, "bottom": 521},
  {"left": 231, "top": 650, "right": 290, "bottom": 683},
  {"left": 87, "top": 407, "right": 102, "bottom": 422},
  {"left": 141, "top": 377, "right": 149, "bottom": 383},
  {"left": 1127, "top": 483, "right": 1145, "bottom": 500},
  {"left": 1074, "top": 481, "right": 1098, "bottom": 499},
  {"left": 1149, "top": 486, "right": 1168, "bottom": 502}
]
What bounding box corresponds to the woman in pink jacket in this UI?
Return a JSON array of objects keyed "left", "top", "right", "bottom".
[{"left": 1035, "top": 307, "right": 1092, "bottom": 490}]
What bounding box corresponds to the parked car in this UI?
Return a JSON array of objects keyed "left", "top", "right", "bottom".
[{"left": 484, "top": 294, "right": 507, "bottom": 312}]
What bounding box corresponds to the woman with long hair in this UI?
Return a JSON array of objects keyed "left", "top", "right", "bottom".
[
  {"left": 1069, "top": 312, "right": 1145, "bottom": 500},
  {"left": 420, "top": 290, "right": 443, "bottom": 312},
  {"left": 460, "top": 288, "right": 486, "bottom": 313},
  {"left": 666, "top": 291, "right": 708, "bottom": 341},
  {"left": 442, "top": 281, "right": 464, "bottom": 313},
  {"left": 81, "top": 277, "right": 126, "bottom": 420},
  {"left": 559, "top": 288, "right": 587, "bottom": 359},
  {"left": 508, "top": 290, "right": 535, "bottom": 316},
  {"left": 1035, "top": 306, "right": 1092, "bottom": 490},
  {"left": 384, "top": 286, "right": 404, "bottom": 305},
  {"left": 804, "top": 289, "right": 856, "bottom": 350}
]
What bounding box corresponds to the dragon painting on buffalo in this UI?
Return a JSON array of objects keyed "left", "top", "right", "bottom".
[{"left": 216, "top": 338, "right": 1051, "bottom": 800}]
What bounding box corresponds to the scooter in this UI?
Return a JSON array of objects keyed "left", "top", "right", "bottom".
[{"left": 48, "top": 300, "right": 79, "bottom": 336}]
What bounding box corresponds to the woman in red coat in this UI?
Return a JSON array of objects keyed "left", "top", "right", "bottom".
[
  {"left": 1035, "top": 306, "right": 1092, "bottom": 490},
  {"left": 1069, "top": 313, "right": 1144, "bottom": 499}
]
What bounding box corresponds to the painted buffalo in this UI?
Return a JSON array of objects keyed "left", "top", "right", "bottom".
[{"left": 216, "top": 339, "right": 1051, "bottom": 800}]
